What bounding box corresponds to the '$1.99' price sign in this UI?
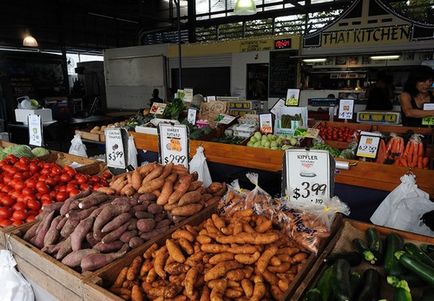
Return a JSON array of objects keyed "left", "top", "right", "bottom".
[{"left": 159, "top": 124, "right": 189, "bottom": 169}]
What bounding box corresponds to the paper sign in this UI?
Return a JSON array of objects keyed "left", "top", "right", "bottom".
[
  {"left": 422, "top": 117, "right": 434, "bottom": 126},
  {"left": 356, "top": 132, "right": 381, "bottom": 159},
  {"left": 159, "top": 124, "right": 189, "bottom": 168},
  {"left": 150, "top": 103, "right": 167, "bottom": 115},
  {"left": 207, "top": 96, "right": 216, "bottom": 101},
  {"left": 338, "top": 99, "right": 354, "bottom": 120},
  {"left": 423, "top": 103, "right": 434, "bottom": 110},
  {"left": 216, "top": 114, "right": 237, "bottom": 125},
  {"left": 259, "top": 114, "right": 273, "bottom": 134},
  {"left": 184, "top": 88, "right": 193, "bottom": 103},
  {"left": 28, "top": 114, "right": 43, "bottom": 146},
  {"left": 105, "top": 128, "right": 127, "bottom": 169},
  {"left": 270, "top": 98, "right": 285, "bottom": 115},
  {"left": 177, "top": 89, "right": 185, "bottom": 100},
  {"left": 187, "top": 108, "right": 197, "bottom": 125},
  {"left": 284, "top": 149, "right": 332, "bottom": 205},
  {"left": 285, "top": 89, "right": 300, "bottom": 106}
]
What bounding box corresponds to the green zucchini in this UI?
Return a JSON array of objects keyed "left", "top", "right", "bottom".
[
  {"left": 332, "top": 259, "right": 352, "bottom": 301},
  {"left": 395, "top": 251, "right": 434, "bottom": 286},
  {"left": 398, "top": 273, "right": 425, "bottom": 287},
  {"left": 387, "top": 276, "right": 412, "bottom": 301},
  {"left": 304, "top": 288, "right": 322, "bottom": 301},
  {"left": 353, "top": 238, "right": 377, "bottom": 264},
  {"left": 366, "top": 227, "right": 384, "bottom": 263},
  {"left": 385, "top": 233, "right": 405, "bottom": 276},
  {"left": 316, "top": 265, "right": 334, "bottom": 301},
  {"left": 420, "top": 244, "right": 434, "bottom": 254},
  {"left": 404, "top": 243, "right": 434, "bottom": 267},
  {"left": 325, "top": 252, "right": 362, "bottom": 267},
  {"left": 349, "top": 271, "right": 361, "bottom": 299},
  {"left": 355, "top": 269, "right": 381, "bottom": 301},
  {"left": 419, "top": 287, "right": 434, "bottom": 301}
]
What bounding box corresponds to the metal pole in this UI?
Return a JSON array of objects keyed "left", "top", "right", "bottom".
[{"left": 175, "top": 0, "right": 182, "bottom": 89}]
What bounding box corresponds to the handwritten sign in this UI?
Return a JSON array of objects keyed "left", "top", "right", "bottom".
[
  {"left": 28, "top": 114, "right": 43, "bottom": 146},
  {"left": 338, "top": 99, "right": 354, "bottom": 120},
  {"left": 105, "top": 128, "right": 127, "bottom": 169},
  {"left": 356, "top": 132, "right": 381, "bottom": 159},
  {"left": 150, "top": 103, "right": 167, "bottom": 115},
  {"left": 184, "top": 88, "right": 193, "bottom": 103},
  {"left": 187, "top": 108, "right": 197, "bottom": 125},
  {"left": 159, "top": 124, "right": 189, "bottom": 168},
  {"left": 285, "top": 89, "right": 300, "bottom": 106},
  {"left": 259, "top": 113, "right": 273, "bottom": 134}
]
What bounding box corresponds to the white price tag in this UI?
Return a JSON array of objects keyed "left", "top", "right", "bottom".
[
  {"left": 270, "top": 98, "right": 285, "bottom": 115},
  {"left": 184, "top": 88, "right": 193, "bottom": 103},
  {"left": 285, "top": 89, "right": 300, "bottom": 106},
  {"left": 187, "top": 108, "right": 197, "bottom": 125},
  {"left": 105, "top": 128, "right": 127, "bottom": 169},
  {"left": 284, "top": 149, "right": 332, "bottom": 205},
  {"left": 423, "top": 103, "right": 434, "bottom": 110},
  {"left": 28, "top": 114, "right": 43, "bottom": 146},
  {"left": 216, "top": 114, "right": 237, "bottom": 125},
  {"left": 159, "top": 124, "right": 189, "bottom": 168},
  {"left": 259, "top": 114, "right": 273, "bottom": 134},
  {"left": 338, "top": 99, "right": 354, "bottom": 120},
  {"left": 356, "top": 132, "right": 381, "bottom": 159},
  {"left": 150, "top": 103, "right": 167, "bottom": 115},
  {"left": 207, "top": 96, "right": 216, "bottom": 101}
]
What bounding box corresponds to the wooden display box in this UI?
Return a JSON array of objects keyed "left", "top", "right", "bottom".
[
  {"left": 43, "top": 151, "right": 104, "bottom": 175},
  {"left": 291, "top": 218, "right": 434, "bottom": 300},
  {"left": 83, "top": 208, "right": 342, "bottom": 301},
  {"left": 75, "top": 129, "right": 102, "bottom": 142}
]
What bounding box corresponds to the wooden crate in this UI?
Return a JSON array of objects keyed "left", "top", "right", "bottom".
[
  {"left": 75, "top": 130, "right": 102, "bottom": 142},
  {"left": 83, "top": 208, "right": 342, "bottom": 301},
  {"left": 0, "top": 221, "right": 35, "bottom": 249},
  {"left": 291, "top": 218, "right": 434, "bottom": 301},
  {"left": 44, "top": 151, "right": 104, "bottom": 175}
]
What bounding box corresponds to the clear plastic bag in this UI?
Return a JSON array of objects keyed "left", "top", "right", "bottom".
[
  {"left": 217, "top": 179, "right": 247, "bottom": 216},
  {"left": 68, "top": 133, "right": 88, "bottom": 158},
  {"left": 0, "top": 250, "right": 34, "bottom": 301},
  {"left": 189, "top": 146, "right": 212, "bottom": 187},
  {"left": 127, "top": 136, "right": 138, "bottom": 169}
]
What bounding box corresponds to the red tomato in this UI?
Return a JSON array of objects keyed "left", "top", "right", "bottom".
[
  {"left": 22, "top": 187, "right": 35, "bottom": 196},
  {"left": 13, "top": 202, "right": 27, "bottom": 212},
  {"left": 12, "top": 210, "right": 27, "bottom": 221},
  {"left": 60, "top": 173, "right": 72, "bottom": 183},
  {"left": 66, "top": 183, "right": 78, "bottom": 193},
  {"left": 69, "top": 189, "right": 80, "bottom": 197},
  {"left": 56, "top": 192, "right": 68, "bottom": 202},
  {"left": 49, "top": 191, "right": 57, "bottom": 199},
  {"left": 12, "top": 220, "right": 23, "bottom": 226},
  {"left": 0, "top": 207, "right": 12, "bottom": 219},
  {"left": 80, "top": 183, "right": 90, "bottom": 190},
  {"left": 19, "top": 157, "right": 30, "bottom": 165},
  {"left": 41, "top": 199, "right": 53, "bottom": 206},
  {"left": 29, "top": 162, "right": 40, "bottom": 173},
  {"left": 92, "top": 184, "right": 101, "bottom": 190},
  {"left": 40, "top": 169, "right": 50, "bottom": 175},
  {"left": 64, "top": 166, "right": 76, "bottom": 176},
  {"left": 45, "top": 177, "right": 57, "bottom": 187},
  {"left": 76, "top": 175, "right": 88, "bottom": 184},
  {"left": 57, "top": 185, "right": 66, "bottom": 193},
  {"left": 27, "top": 199, "right": 41, "bottom": 211},
  {"left": 102, "top": 171, "right": 112, "bottom": 180},
  {"left": 23, "top": 194, "right": 36, "bottom": 203},
  {"left": 12, "top": 173, "right": 23, "bottom": 180},
  {"left": 11, "top": 179, "right": 25, "bottom": 191},
  {"left": 26, "top": 215, "right": 36, "bottom": 222},
  {"left": 90, "top": 175, "right": 100, "bottom": 183},
  {"left": 100, "top": 179, "right": 109, "bottom": 187},
  {"left": 10, "top": 191, "right": 20, "bottom": 200},
  {"left": 36, "top": 182, "right": 50, "bottom": 194},
  {"left": 0, "top": 195, "right": 14, "bottom": 207},
  {"left": 0, "top": 218, "right": 12, "bottom": 227},
  {"left": 6, "top": 154, "right": 18, "bottom": 164},
  {"left": 26, "top": 179, "right": 37, "bottom": 189}
]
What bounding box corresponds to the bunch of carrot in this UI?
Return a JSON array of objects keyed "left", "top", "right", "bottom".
[
  {"left": 394, "top": 137, "right": 429, "bottom": 169},
  {"left": 376, "top": 139, "right": 387, "bottom": 164},
  {"left": 385, "top": 135, "right": 405, "bottom": 161}
]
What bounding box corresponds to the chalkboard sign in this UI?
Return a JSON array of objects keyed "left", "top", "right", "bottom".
[{"left": 269, "top": 50, "right": 298, "bottom": 98}]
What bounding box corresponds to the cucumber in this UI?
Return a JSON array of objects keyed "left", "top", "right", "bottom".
[
  {"left": 332, "top": 259, "right": 352, "bottom": 301},
  {"left": 316, "top": 265, "right": 334, "bottom": 301},
  {"left": 366, "top": 227, "right": 384, "bottom": 263},
  {"left": 304, "top": 288, "right": 322, "bottom": 301},
  {"left": 350, "top": 271, "right": 361, "bottom": 299},
  {"left": 385, "top": 233, "right": 405, "bottom": 276},
  {"left": 353, "top": 238, "right": 377, "bottom": 264},
  {"left": 398, "top": 273, "right": 425, "bottom": 287},
  {"left": 387, "top": 276, "right": 412, "bottom": 301},
  {"left": 404, "top": 243, "right": 434, "bottom": 267},
  {"left": 325, "top": 252, "right": 362, "bottom": 267},
  {"left": 395, "top": 251, "right": 434, "bottom": 286},
  {"left": 355, "top": 269, "right": 381, "bottom": 301}
]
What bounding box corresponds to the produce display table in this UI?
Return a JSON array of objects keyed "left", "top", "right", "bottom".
[{"left": 131, "top": 132, "right": 434, "bottom": 198}]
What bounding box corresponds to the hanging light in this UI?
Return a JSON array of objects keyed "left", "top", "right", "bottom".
[
  {"left": 234, "top": 0, "right": 257, "bottom": 16},
  {"left": 23, "top": 35, "right": 38, "bottom": 47},
  {"left": 370, "top": 55, "right": 400, "bottom": 60}
]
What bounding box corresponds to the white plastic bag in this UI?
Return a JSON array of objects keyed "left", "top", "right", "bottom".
[
  {"left": 0, "top": 250, "right": 34, "bottom": 301},
  {"left": 371, "top": 174, "right": 434, "bottom": 236},
  {"left": 68, "top": 134, "right": 88, "bottom": 158},
  {"left": 189, "top": 146, "right": 212, "bottom": 187},
  {"left": 127, "top": 136, "right": 138, "bottom": 169}
]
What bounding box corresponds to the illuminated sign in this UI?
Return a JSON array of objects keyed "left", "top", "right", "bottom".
[{"left": 274, "top": 38, "right": 292, "bottom": 49}]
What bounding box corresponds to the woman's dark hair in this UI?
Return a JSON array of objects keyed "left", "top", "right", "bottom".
[{"left": 403, "top": 65, "right": 434, "bottom": 97}]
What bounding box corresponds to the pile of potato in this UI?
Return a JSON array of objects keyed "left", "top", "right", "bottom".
[
  {"left": 109, "top": 209, "right": 309, "bottom": 301},
  {"left": 90, "top": 122, "right": 128, "bottom": 134},
  {"left": 98, "top": 163, "right": 226, "bottom": 221}
]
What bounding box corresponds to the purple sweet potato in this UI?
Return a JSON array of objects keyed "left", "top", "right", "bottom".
[
  {"left": 67, "top": 199, "right": 81, "bottom": 212},
  {"left": 43, "top": 215, "right": 62, "bottom": 247},
  {"left": 23, "top": 221, "right": 40, "bottom": 241},
  {"left": 42, "top": 202, "right": 63, "bottom": 214},
  {"left": 129, "top": 198, "right": 140, "bottom": 206},
  {"left": 128, "top": 218, "right": 138, "bottom": 231},
  {"left": 67, "top": 206, "right": 97, "bottom": 221},
  {"left": 135, "top": 211, "right": 153, "bottom": 219},
  {"left": 138, "top": 193, "right": 156, "bottom": 203},
  {"left": 139, "top": 226, "right": 169, "bottom": 240},
  {"left": 71, "top": 216, "right": 95, "bottom": 251},
  {"left": 133, "top": 204, "right": 149, "bottom": 212},
  {"left": 56, "top": 236, "right": 72, "bottom": 260},
  {"left": 60, "top": 218, "right": 80, "bottom": 238},
  {"left": 56, "top": 216, "right": 68, "bottom": 231},
  {"left": 101, "top": 222, "right": 130, "bottom": 244},
  {"left": 33, "top": 211, "right": 55, "bottom": 248},
  {"left": 62, "top": 249, "right": 99, "bottom": 268},
  {"left": 101, "top": 213, "right": 132, "bottom": 233},
  {"left": 128, "top": 237, "right": 144, "bottom": 248},
  {"left": 60, "top": 189, "right": 91, "bottom": 216},
  {"left": 154, "top": 212, "right": 166, "bottom": 222},
  {"left": 155, "top": 219, "right": 171, "bottom": 229},
  {"left": 78, "top": 192, "right": 108, "bottom": 209},
  {"left": 137, "top": 219, "right": 156, "bottom": 233},
  {"left": 93, "top": 204, "right": 131, "bottom": 235},
  {"left": 42, "top": 242, "right": 62, "bottom": 254},
  {"left": 111, "top": 197, "right": 130, "bottom": 206},
  {"left": 93, "top": 240, "right": 124, "bottom": 253},
  {"left": 81, "top": 244, "right": 129, "bottom": 271},
  {"left": 120, "top": 230, "right": 138, "bottom": 243},
  {"left": 147, "top": 203, "right": 162, "bottom": 215}
]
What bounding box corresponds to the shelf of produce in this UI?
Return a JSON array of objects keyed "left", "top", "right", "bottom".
[
  {"left": 131, "top": 133, "right": 434, "bottom": 198},
  {"left": 292, "top": 218, "right": 434, "bottom": 300}
]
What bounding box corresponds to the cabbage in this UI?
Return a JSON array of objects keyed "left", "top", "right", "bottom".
[
  {"left": 4, "top": 145, "right": 34, "bottom": 158},
  {"left": 31, "top": 147, "right": 49, "bottom": 157},
  {"left": 0, "top": 149, "right": 6, "bottom": 160}
]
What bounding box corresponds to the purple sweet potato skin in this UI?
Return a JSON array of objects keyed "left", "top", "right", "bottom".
[
  {"left": 139, "top": 226, "right": 169, "bottom": 240},
  {"left": 137, "top": 218, "right": 156, "bottom": 233},
  {"left": 120, "top": 230, "right": 138, "bottom": 243},
  {"left": 23, "top": 222, "right": 40, "bottom": 241},
  {"left": 101, "top": 213, "right": 131, "bottom": 233},
  {"left": 43, "top": 215, "right": 62, "bottom": 247},
  {"left": 78, "top": 192, "right": 108, "bottom": 209},
  {"left": 60, "top": 189, "right": 91, "bottom": 216},
  {"left": 60, "top": 218, "right": 80, "bottom": 238},
  {"left": 34, "top": 211, "right": 55, "bottom": 248},
  {"left": 101, "top": 222, "right": 130, "bottom": 244},
  {"left": 56, "top": 236, "right": 72, "bottom": 260},
  {"left": 93, "top": 240, "right": 124, "bottom": 253},
  {"left": 61, "top": 249, "right": 99, "bottom": 267},
  {"left": 129, "top": 237, "right": 144, "bottom": 248},
  {"left": 67, "top": 206, "right": 97, "bottom": 221},
  {"left": 80, "top": 245, "right": 128, "bottom": 271},
  {"left": 56, "top": 216, "right": 68, "bottom": 231},
  {"left": 71, "top": 216, "right": 95, "bottom": 251}
]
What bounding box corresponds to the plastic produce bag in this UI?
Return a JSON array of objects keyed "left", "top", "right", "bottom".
[
  {"left": 68, "top": 134, "right": 88, "bottom": 158},
  {"left": 0, "top": 250, "right": 34, "bottom": 301},
  {"left": 370, "top": 174, "right": 434, "bottom": 236},
  {"left": 127, "top": 136, "right": 138, "bottom": 169},
  {"left": 189, "top": 146, "right": 212, "bottom": 187}
]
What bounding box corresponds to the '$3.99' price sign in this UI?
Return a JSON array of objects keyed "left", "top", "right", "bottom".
[
  {"left": 159, "top": 124, "right": 189, "bottom": 169},
  {"left": 293, "top": 182, "right": 328, "bottom": 205},
  {"left": 105, "top": 128, "right": 127, "bottom": 169}
]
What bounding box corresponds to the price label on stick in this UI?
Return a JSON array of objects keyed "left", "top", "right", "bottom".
[
  {"left": 105, "top": 128, "right": 127, "bottom": 169},
  {"left": 283, "top": 149, "right": 334, "bottom": 205},
  {"left": 259, "top": 113, "right": 273, "bottom": 134},
  {"left": 338, "top": 99, "right": 354, "bottom": 120},
  {"left": 187, "top": 108, "right": 197, "bottom": 125},
  {"left": 356, "top": 132, "right": 381, "bottom": 159},
  {"left": 158, "top": 124, "right": 189, "bottom": 168},
  {"left": 28, "top": 114, "right": 43, "bottom": 146}
]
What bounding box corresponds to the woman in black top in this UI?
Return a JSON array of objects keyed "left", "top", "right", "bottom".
[{"left": 400, "top": 66, "right": 434, "bottom": 126}]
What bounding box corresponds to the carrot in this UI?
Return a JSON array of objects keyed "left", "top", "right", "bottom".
[
  {"left": 397, "top": 138, "right": 404, "bottom": 156},
  {"left": 411, "top": 148, "right": 418, "bottom": 168},
  {"left": 423, "top": 157, "right": 429, "bottom": 169},
  {"left": 390, "top": 138, "right": 398, "bottom": 155},
  {"left": 418, "top": 143, "right": 424, "bottom": 157},
  {"left": 403, "top": 141, "right": 410, "bottom": 158},
  {"left": 417, "top": 157, "right": 423, "bottom": 169},
  {"left": 401, "top": 158, "right": 408, "bottom": 167}
]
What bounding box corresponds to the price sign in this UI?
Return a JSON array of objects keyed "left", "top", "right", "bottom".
[
  {"left": 422, "top": 117, "right": 434, "bottom": 126},
  {"left": 150, "top": 103, "right": 167, "bottom": 115},
  {"left": 216, "top": 114, "right": 237, "bottom": 125},
  {"left": 158, "top": 124, "right": 189, "bottom": 168},
  {"left": 28, "top": 114, "right": 43, "bottom": 146},
  {"left": 105, "top": 128, "right": 127, "bottom": 169},
  {"left": 187, "top": 108, "right": 197, "bottom": 125},
  {"left": 283, "top": 149, "right": 334, "bottom": 205},
  {"left": 285, "top": 89, "right": 300, "bottom": 106},
  {"left": 356, "top": 132, "right": 381, "bottom": 159},
  {"left": 259, "top": 113, "right": 273, "bottom": 134},
  {"left": 184, "top": 88, "right": 193, "bottom": 103},
  {"left": 338, "top": 99, "right": 354, "bottom": 120}
]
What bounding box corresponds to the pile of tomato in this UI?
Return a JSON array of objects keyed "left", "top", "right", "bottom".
[
  {"left": 318, "top": 123, "right": 356, "bottom": 142},
  {"left": 0, "top": 154, "right": 111, "bottom": 227}
]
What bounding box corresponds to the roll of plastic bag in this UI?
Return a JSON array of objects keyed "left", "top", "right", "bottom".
[
  {"left": 127, "top": 136, "right": 138, "bottom": 169},
  {"left": 0, "top": 250, "right": 35, "bottom": 301},
  {"left": 68, "top": 133, "right": 88, "bottom": 158},
  {"left": 189, "top": 146, "right": 212, "bottom": 187}
]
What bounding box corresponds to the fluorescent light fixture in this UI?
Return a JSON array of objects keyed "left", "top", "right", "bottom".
[
  {"left": 370, "top": 55, "right": 400, "bottom": 60},
  {"left": 302, "top": 58, "right": 327, "bottom": 63},
  {"left": 23, "top": 35, "right": 38, "bottom": 47},
  {"left": 234, "top": 0, "right": 257, "bottom": 16}
]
